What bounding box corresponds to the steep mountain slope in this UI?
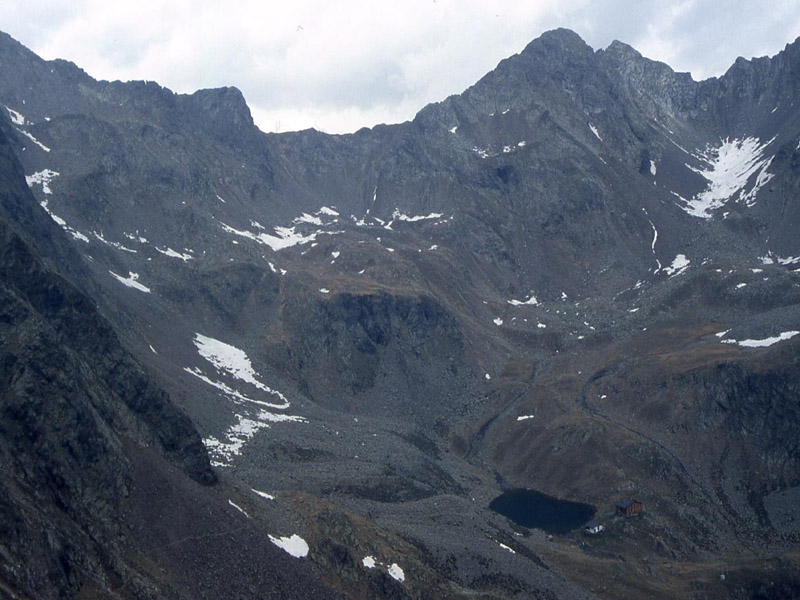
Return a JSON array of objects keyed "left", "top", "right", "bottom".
[
  {"left": 0, "top": 121, "right": 348, "bottom": 599},
  {"left": 1, "top": 28, "right": 799, "bottom": 599}
]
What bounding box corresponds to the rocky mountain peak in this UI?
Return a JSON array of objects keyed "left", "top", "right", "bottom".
[
  {"left": 600, "top": 39, "right": 646, "bottom": 68},
  {"left": 190, "top": 85, "right": 255, "bottom": 131},
  {"left": 514, "top": 27, "right": 596, "bottom": 79},
  {"left": 599, "top": 37, "right": 690, "bottom": 87},
  {"left": 521, "top": 27, "right": 593, "bottom": 56}
]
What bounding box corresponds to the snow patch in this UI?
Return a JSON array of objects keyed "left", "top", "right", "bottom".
[
  {"left": 493, "top": 317, "right": 503, "bottom": 326},
  {"left": 318, "top": 206, "right": 339, "bottom": 216},
  {"left": 721, "top": 331, "right": 799, "bottom": 348},
  {"left": 183, "top": 367, "right": 268, "bottom": 408},
  {"left": 361, "top": 557, "right": 405, "bottom": 582},
  {"left": 124, "top": 232, "right": 149, "bottom": 244},
  {"left": 649, "top": 160, "right": 657, "bottom": 175},
  {"left": 319, "top": 288, "right": 330, "bottom": 294},
  {"left": 294, "top": 212, "right": 323, "bottom": 226},
  {"left": 193, "top": 333, "right": 289, "bottom": 408},
  {"left": 589, "top": 124, "right": 602, "bottom": 141},
  {"left": 109, "top": 271, "right": 151, "bottom": 293},
  {"left": 46, "top": 210, "right": 66, "bottom": 226},
  {"left": 221, "top": 222, "right": 317, "bottom": 252},
  {"left": 202, "top": 410, "right": 304, "bottom": 465},
  {"left": 25, "top": 169, "right": 59, "bottom": 194},
  {"left": 94, "top": 232, "right": 137, "bottom": 253},
  {"left": 251, "top": 489, "right": 275, "bottom": 500},
  {"left": 156, "top": 247, "right": 193, "bottom": 261},
  {"left": 392, "top": 209, "right": 444, "bottom": 222},
  {"left": 679, "top": 137, "right": 775, "bottom": 218},
  {"left": 499, "top": 543, "right": 516, "bottom": 553},
  {"left": 69, "top": 229, "right": 90, "bottom": 243},
  {"left": 5, "top": 106, "right": 25, "bottom": 125},
  {"left": 387, "top": 564, "right": 405, "bottom": 582},
  {"left": 508, "top": 293, "right": 539, "bottom": 306},
  {"left": 228, "top": 500, "right": 250, "bottom": 518},
  {"left": 17, "top": 129, "right": 51, "bottom": 152},
  {"left": 517, "top": 415, "right": 535, "bottom": 421},
  {"left": 449, "top": 126, "right": 458, "bottom": 134},
  {"left": 269, "top": 534, "right": 309, "bottom": 558},
  {"left": 663, "top": 254, "right": 690, "bottom": 277},
  {"left": 775, "top": 255, "right": 800, "bottom": 266},
  {"left": 641, "top": 208, "right": 661, "bottom": 271},
  {"left": 37, "top": 197, "right": 74, "bottom": 233}
]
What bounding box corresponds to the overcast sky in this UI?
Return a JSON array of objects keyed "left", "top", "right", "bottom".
[{"left": 5, "top": 1, "right": 800, "bottom": 134}]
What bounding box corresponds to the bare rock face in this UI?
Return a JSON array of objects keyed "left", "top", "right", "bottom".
[
  {"left": 0, "top": 125, "right": 213, "bottom": 597},
  {"left": 274, "top": 291, "right": 468, "bottom": 414},
  {"left": 0, "top": 127, "right": 348, "bottom": 600},
  {"left": 1, "top": 26, "right": 800, "bottom": 599}
]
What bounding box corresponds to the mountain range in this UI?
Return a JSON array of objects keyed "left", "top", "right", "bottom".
[{"left": 1, "top": 27, "right": 799, "bottom": 599}]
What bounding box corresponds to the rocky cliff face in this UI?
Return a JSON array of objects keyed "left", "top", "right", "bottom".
[
  {"left": 0, "top": 124, "right": 347, "bottom": 599},
  {"left": 0, "top": 125, "right": 204, "bottom": 596},
  {"left": 1, "top": 27, "right": 799, "bottom": 599}
]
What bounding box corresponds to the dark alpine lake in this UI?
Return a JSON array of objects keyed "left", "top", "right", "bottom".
[{"left": 489, "top": 489, "right": 596, "bottom": 534}]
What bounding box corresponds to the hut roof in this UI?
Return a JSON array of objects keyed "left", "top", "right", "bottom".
[{"left": 615, "top": 498, "right": 640, "bottom": 509}]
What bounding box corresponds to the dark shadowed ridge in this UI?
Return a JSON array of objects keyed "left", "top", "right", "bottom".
[{"left": 0, "top": 121, "right": 348, "bottom": 599}]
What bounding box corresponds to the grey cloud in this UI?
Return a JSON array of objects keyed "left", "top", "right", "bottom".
[
  {"left": 241, "top": 56, "right": 407, "bottom": 110},
  {"left": 3, "top": 0, "right": 800, "bottom": 133}
]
